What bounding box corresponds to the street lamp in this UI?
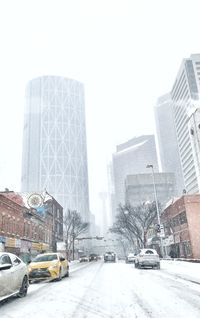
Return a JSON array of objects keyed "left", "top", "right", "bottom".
[
  {"left": 71, "top": 211, "right": 76, "bottom": 261},
  {"left": 146, "top": 164, "right": 164, "bottom": 257}
]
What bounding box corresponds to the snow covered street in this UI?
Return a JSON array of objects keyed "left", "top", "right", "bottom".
[{"left": 1, "top": 260, "right": 200, "bottom": 318}]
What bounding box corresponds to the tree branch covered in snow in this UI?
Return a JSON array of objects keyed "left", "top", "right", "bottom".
[
  {"left": 110, "top": 202, "right": 158, "bottom": 248},
  {"left": 63, "top": 209, "right": 90, "bottom": 258}
]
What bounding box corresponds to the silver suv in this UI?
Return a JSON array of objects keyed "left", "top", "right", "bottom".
[{"left": 135, "top": 248, "right": 160, "bottom": 269}]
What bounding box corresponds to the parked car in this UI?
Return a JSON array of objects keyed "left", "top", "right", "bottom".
[
  {"left": 28, "top": 252, "right": 69, "bottom": 282},
  {"left": 89, "top": 253, "right": 98, "bottom": 261},
  {"left": 134, "top": 248, "right": 160, "bottom": 269},
  {"left": 125, "top": 253, "right": 136, "bottom": 263},
  {"left": 104, "top": 252, "right": 116, "bottom": 262},
  {"left": 79, "top": 255, "right": 89, "bottom": 262},
  {"left": 0, "top": 252, "right": 29, "bottom": 302}
]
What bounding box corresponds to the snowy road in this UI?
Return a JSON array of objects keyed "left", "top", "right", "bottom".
[{"left": 1, "top": 260, "right": 200, "bottom": 318}]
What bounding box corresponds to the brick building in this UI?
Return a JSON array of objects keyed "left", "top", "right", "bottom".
[
  {"left": 161, "top": 194, "right": 200, "bottom": 259},
  {"left": 0, "top": 191, "right": 63, "bottom": 262}
]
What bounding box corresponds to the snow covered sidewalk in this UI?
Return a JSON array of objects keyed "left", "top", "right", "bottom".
[{"left": 161, "top": 259, "right": 200, "bottom": 284}]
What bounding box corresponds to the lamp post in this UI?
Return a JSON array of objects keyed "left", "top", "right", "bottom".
[
  {"left": 71, "top": 210, "right": 77, "bottom": 261},
  {"left": 146, "top": 164, "right": 164, "bottom": 257}
]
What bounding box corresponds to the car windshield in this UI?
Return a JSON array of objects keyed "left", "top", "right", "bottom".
[
  {"left": 145, "top": 250, "right": 154, "bottom": 254},
  {"left": 32, "top": 255, "right": 58, "bottom": 262}
]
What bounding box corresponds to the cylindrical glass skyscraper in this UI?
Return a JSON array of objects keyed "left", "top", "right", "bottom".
[{"left": 21, "top": 76, "right": 90, "bottom": 220}]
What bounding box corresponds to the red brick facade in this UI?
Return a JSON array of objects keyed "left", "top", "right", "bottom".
[
  {"left": 0, "top": 192, "right": 63, "bottom": 262},
  {"left": 162, "top": 194, "right": 200, "bottom": 259}
]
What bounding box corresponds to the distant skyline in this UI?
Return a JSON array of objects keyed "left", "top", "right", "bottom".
[
  {"left": 0, "top": 0, "right": 200, "bottom": 223},
  {"left": 112, "top": 135, "right": 158, "bottom": 218}
]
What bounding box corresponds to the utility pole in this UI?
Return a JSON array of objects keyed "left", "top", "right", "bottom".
[
  {"left": 72, "top": 212, "right": 75, "bottom": 260},
  {"left": 146, "top": 164, "right": 164, "bottom": 257}
]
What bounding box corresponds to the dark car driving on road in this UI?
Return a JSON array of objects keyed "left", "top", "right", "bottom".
[{"left": 89, "top": 253, "right": 98, "bottom": 261}]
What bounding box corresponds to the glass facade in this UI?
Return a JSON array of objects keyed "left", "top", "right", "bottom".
[
  {"left": 21, "top": 76, "right": 90, "bottom": 221},
  {"left": 171, "top": 54, "right": 200, "bottom": 194}
]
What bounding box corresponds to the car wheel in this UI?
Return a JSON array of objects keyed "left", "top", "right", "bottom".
[
  {"left": 65, "top": 266, "right": 69, "bottom": 277},
  {"left": 18, "top": 276, "right": 28, "bottom": 298},
  {"left": 58, "top": 269, "right": 62, "bottom": 281}
]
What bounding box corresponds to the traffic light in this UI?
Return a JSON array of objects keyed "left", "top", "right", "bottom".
[{"left": 155, "top": 224, "right": 161, "bottom": 233}]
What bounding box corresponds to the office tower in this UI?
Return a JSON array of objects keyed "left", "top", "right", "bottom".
[
  {"left": 154, "top": 93, "right": 184, "bottom": 194},
  {"left": 125, "top": 172, "right": 176, "bottom": 207},
  {"left": 107, "top": 162, "right": 116, "bottom": 225},
  {"left": 21, "top": 76, "right": 90, "bottom": 220},
  {"left": 188, "top": 108, "right": 200, "bottom": 190},
  {"left": 171, "top": 54, "right": 200, "bottom": 193},
  {"left": 112, "top": 135, "right": 158, "bottom": 217},
  {"left": 99, "top": 192, "right": 109, "bottom": 235}
]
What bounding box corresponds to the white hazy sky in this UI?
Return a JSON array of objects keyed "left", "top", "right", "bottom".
[{"left": 0, "top": 0, "right": 200, "bottom": 219}]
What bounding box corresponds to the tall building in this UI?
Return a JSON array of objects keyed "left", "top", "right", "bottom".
[
  {"left": 107, "top": 162, "right": 116, "bottom": 225},
  {"left": 21, "top": 76, "right": 90, "bottom": 221},
  {"left": 154, "top": 93, "right": 184, "bottom": 194},
  {"left": 125, "top": 172, "right": 176, "bottom": 207},
  {"left": 188, "top": 107, "right": 200, "bottom": 190},
  {"left": 161, "top": 194, "right": 200, "bottom": 259},
  {"left": 112, "top": 135, "right": 158, "bottom": 217},
  {"left": 171, "top": 54, "right": 200, "bottom": 194}
]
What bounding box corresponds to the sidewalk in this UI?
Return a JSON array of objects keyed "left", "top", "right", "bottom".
[{"left": 161, "top": 259, "right": 200, "bottom": 284}]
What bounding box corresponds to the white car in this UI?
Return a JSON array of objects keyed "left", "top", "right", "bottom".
[
  {"left": 0, "top": 252, "right": 29, "bottom": 301},
  {"left": 134, "top": 249, "right": 160, "bottom": 269},
  {"left": 104, "top": 252, "right": 116, "bottom": 262},
  {"left": 125, "top": 253, "right": 136, "bottom": 263},
  {"left": 79, "top": 255, "right": 89, "bottom": 262}
]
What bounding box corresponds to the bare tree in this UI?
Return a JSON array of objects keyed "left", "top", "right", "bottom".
[
  {"left": 63, "top": 209, "right": 90, "bottom": 260},
  {"left": 110, "top": 202, "right": 158, "bottom": 248}
]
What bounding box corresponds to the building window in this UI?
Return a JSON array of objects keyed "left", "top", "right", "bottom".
[
  {"left": 172, "top": 215, "right": 180, "bottom": 227},
  {"left": 179, "top": 211, "right": 187, "bottom": 225}
]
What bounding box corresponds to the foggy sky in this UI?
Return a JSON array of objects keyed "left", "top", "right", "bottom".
[{"left": 0, "top": 0, "right": 200, "bottom": 222}]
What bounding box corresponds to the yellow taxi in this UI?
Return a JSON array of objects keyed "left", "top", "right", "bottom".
[{"left": 28, "top": 252, "right": 69, "bottom": 283}]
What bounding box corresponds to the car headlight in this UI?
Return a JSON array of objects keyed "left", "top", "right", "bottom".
[{"left": 49, "top": 264, "right": 59, "bottom": 271}]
